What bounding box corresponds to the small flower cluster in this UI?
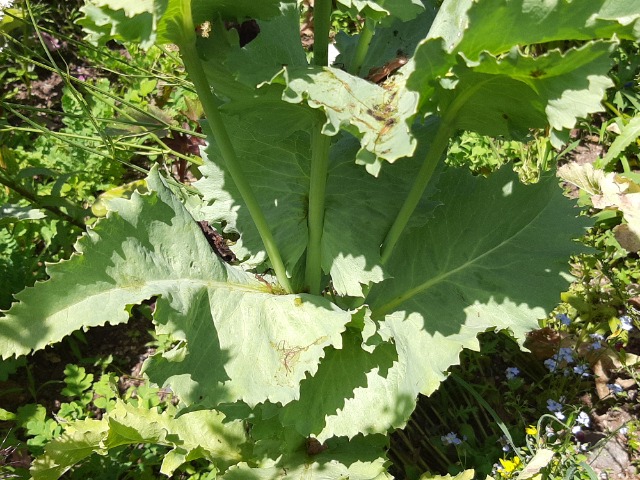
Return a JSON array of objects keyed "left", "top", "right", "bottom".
[
  {"left": 543, "top": 345, "right": 591, "bottom": 378},
  {"left": 547, "top": 398, "right": 565, "bottom": 420},
  {"left": 494, "top": 455, "right": 521, "bottom": 478},
  {"left": 571, "top": 411, "right": 591, "bottom": 434},
  {"left": 505, "top": 366, "right": 520, "bottom": 380},
  {"left": 440, "top": 431, "right": 465, "bottom": 446},
  {"left": 556, "top": 313, "right": 572, "bottom": 326},
  {"left": 544, "top": 347, "right": 590, "bottom": 377},
  {"left": 606, "top": 383, "right": 624, "bottom": 396},
  {"left": 544, "top": 348, "right": 570, "bottom": 372},
  {"left": 588, "top": 333, "right": 605, "bottom": 350},
  {"left": 619, "top": 315, "right": 634, "bottom": 332},
  {"left": 546, "top": 402, "right": 590, "bottom": 433},
  {"left": 493, "top": 311, "right": 635, "bottom": 478}
]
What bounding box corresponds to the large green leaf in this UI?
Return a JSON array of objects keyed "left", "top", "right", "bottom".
[
  {"left": 321, "top": 132, "right": 439, "bottom": 295},
  {"left": 408, "top": 0, "right": 640, "bottom": 138},
  {"left": 277, "top": 67, "right": 419, "bottom": 174},
  {"left": 369, "top": 168, "right": 587, "bottom": 322},
  {"left": 279, "top": 329, "right": 397, "bottom": 437},
  {"left": 191, "top": 3, "right": 308, "bottom": 104},
  {"left": 412, "top": 0, "right": 639, "bottom": 69},
  {"left": 0, "top": 168, "right": 348, "bottom": 408},
  {"left": 31, "top": 401, "right": 247, "bottom": 479},
  {"left": 458, "top": 0, "right": 639, "bottom": 57},
  {"left": 144, "top": 286, "right": 349, "bottom": 407},
  {"left": 275, "top": 167, "right": 589, "bottom": 440},
  {"left": 428, "top": 41, "right": 615, "bottom": 139},
  {"left": 224, "top": 3, "right": 308, "bottom": 88},
  {"left": 196, "top": 124, "right": 439, "bottom": 297},
  {"left": 465, "top": 42, "right": 614, "bottom": 134}
]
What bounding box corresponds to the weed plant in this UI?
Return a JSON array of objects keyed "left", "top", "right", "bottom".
[{"left": 0, "top": 1, "right": 639, "bottom": 479}]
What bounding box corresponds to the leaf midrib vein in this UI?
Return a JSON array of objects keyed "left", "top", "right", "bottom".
[{"left": 373, "top": 200, "right": 549, "bottom": 317}]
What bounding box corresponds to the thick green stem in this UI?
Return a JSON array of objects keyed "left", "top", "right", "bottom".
[
  {"left": 379, "top": 121, "right": 454, "bottom": 265},
  {"left": 305, "top": 122, "right": 331, "bottom": 295},
  {"left": 176, "top": 2, "right": 292, "bottom": 292},
  {"left": 350, "top": 121, "right": 453, "bottom": 311},
  {"left": 303, "top": 0, "right": 333, "bottom": 295},
  {"left": 379, "top": 77, "right": 496, "bottom": 266},
  {"left": 313, "top": 0, "right": 332, "bottom": 67},
  {"left": 349, "top": 18, "right": 376, "bottom": 76}
]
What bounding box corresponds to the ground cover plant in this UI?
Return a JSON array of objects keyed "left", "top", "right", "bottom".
[
  {"left": 0, "top": 0, "right": 202, "bottom": 311},
  {"left": 1, "top": 0, "right": 640, "bottom": 478}
]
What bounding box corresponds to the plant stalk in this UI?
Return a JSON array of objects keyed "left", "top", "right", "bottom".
[
  {"left": 374, "top": 78, "right": 496, "bottom": 301},
  {"left": 349, "top": 17, "right": 376, "bottom": 76},
  {"left": 379, "top": 121, "right": 454, "bottom": 265},
  {"left": 305, "top": 121, "right": 331, "bottom": 295},
  {"left": 176, "top": 1, "right": 292, "bottom": 292},
  {"left": 312, "top": 0, "right": 333, "bottom": 67},
  {"left": 303, "top": 0, "right": 333, "bottom": 294}
]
